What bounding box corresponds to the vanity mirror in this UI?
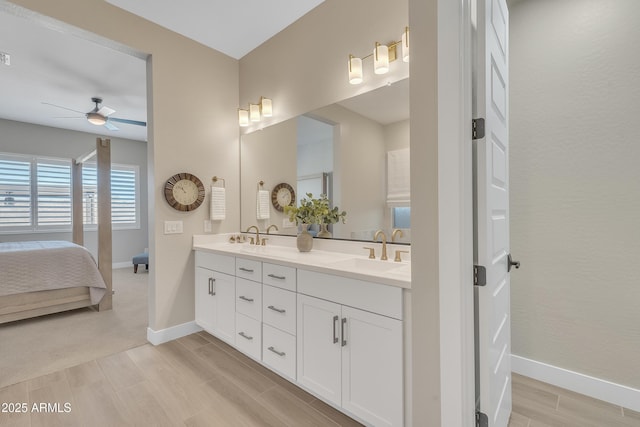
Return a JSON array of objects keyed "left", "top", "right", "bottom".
[{"left": 240, "top": 78, "right": 410, "bottom": 243}]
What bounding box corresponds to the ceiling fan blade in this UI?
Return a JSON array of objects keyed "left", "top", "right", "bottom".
[
  {"left": 97, "top": 106, "right": 116, "bottom": 117},
  {"left": 53, "top": 116, "right": 84, "bottom": 119},
  {"left": 108, "top": 117, "right": 147, "bottom": 127},
  {"left": 103, "top": 121, "right": 119, "bottom": 131},
  {"left": 42, "top": 102, "right": 85, "bottom": 114}
]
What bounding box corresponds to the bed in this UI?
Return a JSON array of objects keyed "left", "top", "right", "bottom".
[{"left": 0, "top": 138, "right": 113, "bottom": 324}]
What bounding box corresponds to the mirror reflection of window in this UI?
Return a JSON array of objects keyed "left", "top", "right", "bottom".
[{"left": 296, "top": 115, "right": 334, "bottom": 203}]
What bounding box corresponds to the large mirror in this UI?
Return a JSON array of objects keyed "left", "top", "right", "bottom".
[{"left": 240, "top": 78, "right": 410, "bottom": 243}]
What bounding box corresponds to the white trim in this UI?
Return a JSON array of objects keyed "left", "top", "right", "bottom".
[
  {"left": 112, "top": 261, "right": 131, "bottom": 269},
  {"left": 512, "top": 354, "right": 640, "bottom": 412},
  {"left": 146, "top": 321, "right": 202, "bottom": 346}
]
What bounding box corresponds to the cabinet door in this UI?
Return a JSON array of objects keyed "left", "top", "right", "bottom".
[
  {"left": 195, "top": 267, "right": 216, "bottom": 332},
  {"left": 212, "top": 270, "right": 236, "bottom": 345},
  {"left": 297, "top": 294, "right": 342, "bottom": 406},
  {"left": 341, "top": 306, "right": 403, "bottom": 427}
]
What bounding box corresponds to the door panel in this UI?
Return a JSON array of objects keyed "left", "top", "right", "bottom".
[{"left": 474, "top": 0, "right": 511, "bottom": 425}]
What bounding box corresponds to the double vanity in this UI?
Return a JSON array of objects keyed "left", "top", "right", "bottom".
[{"left": 193, "top": 233, "right": 411, "bottom": 427}]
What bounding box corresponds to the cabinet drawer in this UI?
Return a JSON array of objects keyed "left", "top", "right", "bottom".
[
  {"left": 262, "top": 324, "right": 296, "bottom": 381},
  {"left": 235, "top": 278, "right": 262, "bottom": 321},
  {"left": 236, "top": 257, "right": 262, "bottom": 282},
  {"left": 195, "top": 251, "right": 235, "bottom": 275},
  {"left": 235, "top": 312, "right": 261, "bottom": 360},
  {"left": 263, "top": 285, "right": 296, "bottom": 335},
  {"left": 263, "top": 263, "right": 296, "bottom": 291}
]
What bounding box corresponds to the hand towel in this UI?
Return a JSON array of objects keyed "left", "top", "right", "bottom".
[
  {"left": 257, "top": 189, "right": 270, "bottom": 220},
  {"left": 210, "top": 186, "right": 226, "bottom": 220}
]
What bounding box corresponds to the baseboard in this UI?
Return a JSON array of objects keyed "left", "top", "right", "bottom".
[
  {"left": 112, "top": 262, "right": 132, "bottom": 269},
  {"left": 512, "top": 354, "right": 640, "bottom": 412},
  {"left": 146, "top": 321, "right": 202, "bottom": 346}
]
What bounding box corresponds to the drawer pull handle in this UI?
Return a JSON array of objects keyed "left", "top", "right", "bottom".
[
  {"left": 208, "top": 277, "right": 216, "bottom": 296},
  {"left": 238, "top": 332, "right": 253, "bottom": 340},
  {"left": 267, "top": 305, "right": 286, "bottom": 314},
  {"left": 333, "top": 315, "right": 339, "bottom": 344},
  {"left": 341, "top": 317, "right": 347, "bottom": 347},
  {"left": 267, "top": 346, "right": 286, "bottom": 357},
  {"left": 239, "top": 267, "right": 254, "bottom": 273},
  {"left": 239, "top": 296, "right": 254, "bottom": 302},
  {"left": 267, "top": 273, "right": 286, "bottom": 280}
]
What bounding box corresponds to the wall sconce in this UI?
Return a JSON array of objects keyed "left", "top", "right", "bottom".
[
  {"left": 238, "top": 97, "right": 273, "bottom": 127},
  {"left": 348, "top": 26, "right": 409, "bottom": 85}
]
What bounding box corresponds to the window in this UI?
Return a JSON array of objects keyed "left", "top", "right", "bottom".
[
  {"left": 392, "top": 207, "right": 411, "bottom": 229},
  {"left": 0, "top": 152, "right": 139, "bottom": 233}
]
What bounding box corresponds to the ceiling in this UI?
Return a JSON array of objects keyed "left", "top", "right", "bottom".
[
  {"left": 0, "top": 0, "right": 325, "bottom": 143},
  {"left": 0, "top": 0, "right": 405, "bottom": 144}
]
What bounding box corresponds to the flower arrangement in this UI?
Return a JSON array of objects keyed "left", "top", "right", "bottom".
[{"left": 284, "top": 193, "right": 347, "bottom": 225}]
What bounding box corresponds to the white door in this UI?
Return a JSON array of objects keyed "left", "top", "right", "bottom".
[
  {"left": 297, "top": 294, "right": 342, "bottom": 406},
  {"left": 473, "top": 0, "right": 512, "bottom": 426},
  {"left": 341, "top": 306, "right": 403, "bottom": 427}
]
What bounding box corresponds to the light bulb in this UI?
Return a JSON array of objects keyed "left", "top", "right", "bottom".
[
  {"left": 373, "top": 42, "right": 389, "bottom": 75},
  {"left": 348, "top": 55, "right": 363, "bottom": 85},
  {"left": 238, "top": 109, "right": 249, "bottom": 127},
  {"left": 249, "top": 104, "right": 260, "bottom": 122},
  {"left": 402, "top": 27, "right": 410, "bottom": 62}
]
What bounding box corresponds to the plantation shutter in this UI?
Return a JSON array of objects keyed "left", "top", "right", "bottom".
[{"left": 0, "top": 156, "right": 32, "bottom": 228}]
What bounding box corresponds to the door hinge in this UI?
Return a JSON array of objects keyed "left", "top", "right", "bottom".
[
  {"left": 472, "top": 118, "right": 485, "bottom": 140},
  {"left": 474, "top": 265, "right": 486, "bottom": 286},
  {"left": 476, "top": 411, "right": 488, "bottom": 427}
]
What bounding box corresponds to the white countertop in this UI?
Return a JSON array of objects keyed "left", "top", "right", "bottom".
[{"left": 193, "top": 233, "right": 411, "bottom": 289}]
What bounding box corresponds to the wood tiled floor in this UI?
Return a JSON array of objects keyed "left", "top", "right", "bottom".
[{"left": 1, "top": 331, "right": 638, "bottom": 426}]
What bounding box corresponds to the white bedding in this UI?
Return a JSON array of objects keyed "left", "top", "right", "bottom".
[{"left": 0, "top": 241, "right": 106, "bottom": 304}]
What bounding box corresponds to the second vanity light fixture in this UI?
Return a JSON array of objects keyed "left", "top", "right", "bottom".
[
  {"left": 238, "top": 96, "right": 273, "bottom": 127},
  {"left": 348, "top": 26, "right": 409, "bottom": 85}
]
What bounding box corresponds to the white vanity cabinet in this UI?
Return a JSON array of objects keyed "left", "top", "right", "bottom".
[
  {"left": 297, "top": 270, "right": 404, "bottom": 427},
  {"left": 194, "top": 252, "right": 236, "bottom": 346}
]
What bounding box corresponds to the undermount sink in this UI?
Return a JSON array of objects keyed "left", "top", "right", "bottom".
[{"left": 329, "top": 257, "right": 407, "bottom": 274}]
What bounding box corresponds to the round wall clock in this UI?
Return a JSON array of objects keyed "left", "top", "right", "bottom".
[
  {"left": 164, "top": 172, "right": 205, "bottom": 211},
  {"left": 271, "top": 182, "right": 295, "bottom": 212}
]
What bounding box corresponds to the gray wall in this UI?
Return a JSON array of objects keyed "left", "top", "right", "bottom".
[
  {"left": 0, "top": 118, "right": 148, "bottom": 265},
  {"left": 510, "top": 0, "right": 640, "bottom": 388}
]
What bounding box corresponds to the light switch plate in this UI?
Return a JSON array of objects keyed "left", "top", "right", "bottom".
[
  {"left": 164, "top": 220, "right": 183, "bottom": 234},
  {"left": 282, "top": 218, "right": 296, "bottom": 228}
]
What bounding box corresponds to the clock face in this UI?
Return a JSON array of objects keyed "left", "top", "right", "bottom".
[
  {"left": 271, "top": 183, "right": 295, "bottom": 212},
  {"left": 164, "top": 173, "right": 205, "bottom": 211}
]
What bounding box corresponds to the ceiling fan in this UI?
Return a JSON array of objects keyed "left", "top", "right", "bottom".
[{"left": 43, "top": 97, "right": 146, "bottom": 131}]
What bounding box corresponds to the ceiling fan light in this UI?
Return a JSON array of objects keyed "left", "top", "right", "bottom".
[{"left": 87, "top": 112, "right": 106, "bottom": 125}]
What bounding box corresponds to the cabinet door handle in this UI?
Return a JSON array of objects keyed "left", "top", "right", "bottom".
[
  {"left": 208, "top": 277, "right": 215, "bottom": 295},
  {"left": 267, "top": 305, "right": 286, "bottom": 314},
  {"left": 267, "top": 273, "right": 286, "bottom": 280},
  {"left": 333, "top": 315, "right": 339, "bottom": 344},
  {"left": 239, "top": 295, "right": 254, "bottom": 302},
  {"left": 239, "top": 267, "right": 254, "bottom": 273},
  {"left": 238, "top": 331, "right": 253, "bottom": 340},
  {"left": 341, "top": 317, "right": 347, "bottom": 347},
  {"left": 267, "top": 346, "right": 286, "bottom": 357}
]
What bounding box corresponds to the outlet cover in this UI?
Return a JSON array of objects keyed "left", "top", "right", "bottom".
[
  {"left": 204, "top": 220, "right": 212, "bottom": 232},
  {"left": 0, "top": 52, "right": 10, "bottom": 66}
]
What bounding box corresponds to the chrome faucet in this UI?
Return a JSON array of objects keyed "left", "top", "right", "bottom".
[
  {"left": 373, "top": 230, "right": 388, "bottom": 261},
  {"left": 391, "top": 228, "right": 404, "bottom": 242},
  {"left": 266, "top": 224, "right": 279, "bottom": 234},
  {"left": 246, "top": 225, "right": 260, "bottom": 245}
]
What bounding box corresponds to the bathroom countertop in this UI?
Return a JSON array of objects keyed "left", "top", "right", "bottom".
[{"left": 193, "top": 234, "right": 411, "bottom": 289}]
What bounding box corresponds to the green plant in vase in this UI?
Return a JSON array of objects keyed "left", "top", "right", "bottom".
[{"left": 284, "top": 193, "right": 347, "bottom": 240}]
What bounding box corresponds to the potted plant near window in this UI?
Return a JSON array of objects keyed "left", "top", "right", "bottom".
[{"left": 317, "top": 196, "right": 347, "bottom": 238}]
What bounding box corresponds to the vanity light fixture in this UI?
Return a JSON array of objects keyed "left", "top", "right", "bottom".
[
  {"left": 238, "top": 109, "right": 249, "bottom": 127},
  {"left": 348, "top": 26, "right": 409, "bottom": 85},
  {"left": 249, "top": 104, "right": 261, "bottom": 122},
  {"left": 238, "top": 97, "right": 274, "bottom": 126}
]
